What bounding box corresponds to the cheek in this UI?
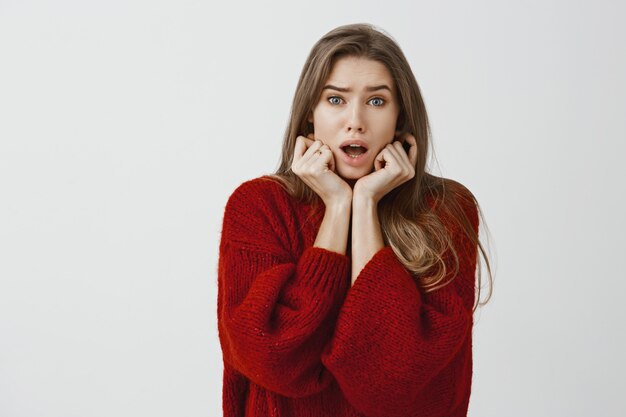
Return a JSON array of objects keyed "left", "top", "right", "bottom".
[
  {"left": 312, "top": 109, "right": 340, "bottom": 132},
  {"left": 373, "top": 114, "right": 397, "bottom": 137}
]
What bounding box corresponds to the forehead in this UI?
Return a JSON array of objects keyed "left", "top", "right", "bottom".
[{"left": 325, "top": 56, "right": 394, "bottom": 89}]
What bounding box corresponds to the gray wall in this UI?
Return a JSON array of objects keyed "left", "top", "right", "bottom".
[{"left": 1, "top": 0, "right": 624, "bottom": 416}]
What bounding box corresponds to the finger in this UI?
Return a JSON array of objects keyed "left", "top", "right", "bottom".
[
  {"left": 294, "top": 136, "right": 320, "bottom": 167},
  {"left": 312, "top": 145, "right": 330, "bottom": 158},
  {"left": 298, "top": 134, "right": 317, "bottom": 146},
  {"left": 386, "top": 142, "right": 405, "bottom": 164},
  {"left": 383, "top": 143, "right": 410, "bottom": 176},
  {"left": 302, "top": 137, "right": 315, "bottom": 147},
  {"left": 293, "top": 136, "right": 308, "bottom": 161},
  {"left": 307, "top": 148, "right": 329, "bottom": 172},
  {"left": 400, "top": 131, "right": 415, "bottom": 144},
  {"left": 310, "top": 144, "right": 335, "bottom": 172},
  {"left": 299, "top": 140, "right": 324, "bottom": 169},
  {"left": 303, "top": 140, "right": 323, "bottom": 158},
  {"left": 393, "top": 141, "right": 415, "bottom": 177},
  {"left": 327, "top": 149, "right": 335, "bottom": 172},
  {"left": 391, "top": 140, "right": 411, "bottom": 165},
  {"left": 374, "top": 147, "right": 389, "bottom": 171},
  {"left": 389, "top": 141, "right": 415, "bottom": 179}
]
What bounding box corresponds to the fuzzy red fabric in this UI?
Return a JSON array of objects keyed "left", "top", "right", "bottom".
[{"left": 217, "top": 175, "right": 479, "bottom": 417}]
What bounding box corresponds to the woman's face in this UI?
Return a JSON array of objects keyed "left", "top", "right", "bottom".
[{"left": 309, "top": 55, "right": 400, "bottom": 180}]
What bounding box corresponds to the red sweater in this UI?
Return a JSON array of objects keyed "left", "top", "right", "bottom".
[{"left": 217, "top": 175, "right": 479, "bottom": 417}]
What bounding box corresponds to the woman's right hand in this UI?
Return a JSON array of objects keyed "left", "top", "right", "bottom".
[{"left": 291, "top": 134, "right": 352, "bottom": 207}]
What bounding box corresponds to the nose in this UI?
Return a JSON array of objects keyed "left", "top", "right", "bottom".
[{"left": 346, "top": 103, "right": 365, "bottom": 134}]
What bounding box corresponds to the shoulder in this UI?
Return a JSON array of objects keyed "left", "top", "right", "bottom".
[
  {"left": 427, "top": 178, "right": 481, "bottom": 309},
  {"left": 225, "top": 175, "right": 293, "bottom": 215},
  {"left": 424, "top": 176, "right": 479, "bottom": 233},
  {"left": 445, "top": 178, "right": 479, "bottom": 230},
  {"left": 221, "top": 175, "right": 298, "bottom": 251},
  {"left": 423, "top": 175, "right": 481, "bottom": 265},
  {"left": 438, "top": 179, "right": 480, "bottom": 275}
]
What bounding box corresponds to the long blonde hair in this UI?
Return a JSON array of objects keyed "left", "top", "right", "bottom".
[{"left": 266, "top": 23, "right": 493, "bottom": 311}]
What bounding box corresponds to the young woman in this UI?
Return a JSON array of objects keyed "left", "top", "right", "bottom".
[{"left": 217, "top": 23, "right": 493, "bottom": 417}]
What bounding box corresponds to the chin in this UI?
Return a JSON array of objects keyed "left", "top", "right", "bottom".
[{"left": 337, "top": 165, "right": 373, "bottom": 180}]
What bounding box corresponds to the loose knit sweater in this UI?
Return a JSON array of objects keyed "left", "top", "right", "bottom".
[{"left": 217, "top": 175, "right": 480, "bottom": 417}]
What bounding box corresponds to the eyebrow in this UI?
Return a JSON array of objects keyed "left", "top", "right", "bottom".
[{"left": 322, "top": 84, "right": 393, "bottom": 93}]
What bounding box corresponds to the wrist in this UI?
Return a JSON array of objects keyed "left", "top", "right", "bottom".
[
  {"left": 352, "top": 190, "right": 379, "bottom": 207},
  {"left": 325, "top": 195, "right": 352, "bottom": 211},
  {"left": 352, "top": 181, "right": 383, "bottom": 204},
  {"left": 325, "top": 199, "right": 352, "bottom": 214}
]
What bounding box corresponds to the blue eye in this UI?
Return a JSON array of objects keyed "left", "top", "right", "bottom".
[
  {"left": 369, "top": 97, "right": 385, "bottom": 107},
  {"left": 328, "top": 96, "right": 343, "bottom": 105}
]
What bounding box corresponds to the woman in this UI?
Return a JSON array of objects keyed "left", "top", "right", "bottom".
[{"left": 217, "top": 23, "right": 493, "bottom": 417}]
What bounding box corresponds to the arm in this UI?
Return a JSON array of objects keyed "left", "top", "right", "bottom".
[
  {"left": 314, "top": 199, "right": 351, "bottom": 255},
  {"left": 348, "top": 135, "right": 417, "bottom": 286},
  {"left": 321, "top": 192, "right": 479, "bottom": 417},
  {"left": 350, "top": 194, "right": 384, "bottom": 285},
  {"left": 217, "top": 180, "right": 350, "bottom": 398}
]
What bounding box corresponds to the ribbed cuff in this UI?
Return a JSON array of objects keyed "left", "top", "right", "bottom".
[
  {"left": 352, "top": 246, "right": 415, "bottom": 294},
  {"left": 296, "top": 246, "right": 351, "bottom": 299}
]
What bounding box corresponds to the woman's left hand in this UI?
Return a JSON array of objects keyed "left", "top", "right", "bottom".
[{"left": 353, "top": 132, "right": 418, "bottom": 203}]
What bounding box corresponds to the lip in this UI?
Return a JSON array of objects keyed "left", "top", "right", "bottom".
[
  {"left": 338, "top": 139, "right": 370, "bottom": 167},
  {"left": 339, "top": 139, "right": 369, "bottom": 149}
]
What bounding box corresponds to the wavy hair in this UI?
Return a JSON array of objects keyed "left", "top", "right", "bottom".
[{"left": 265, "top": 23, "right": 494, "bottom": 311}]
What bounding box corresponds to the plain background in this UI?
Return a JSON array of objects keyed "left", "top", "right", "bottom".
[{"left": 1, "top": 0, "right": 625, "bottom": 416}]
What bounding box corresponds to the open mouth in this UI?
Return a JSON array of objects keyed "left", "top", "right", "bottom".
[{"left": 340, "top": 144, "right": 368, "bottom": 158}]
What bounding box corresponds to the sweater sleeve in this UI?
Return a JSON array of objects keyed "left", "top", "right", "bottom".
[
  {"left": 320, "top": 194, "right": 479, "bottom": 417},
  {"left": 217, "top": 180, "right": 351, "bottom": 398}
]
